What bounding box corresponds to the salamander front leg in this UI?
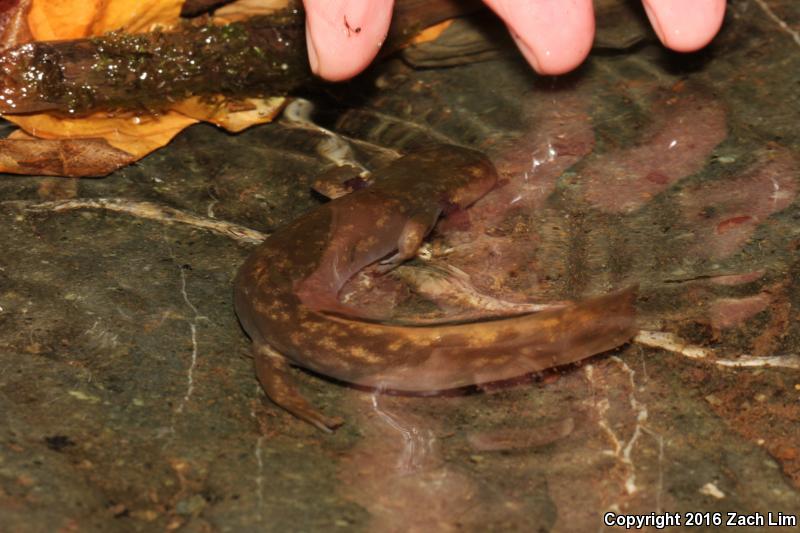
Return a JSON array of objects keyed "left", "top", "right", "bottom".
[
  {"left": 376, "top": 206, "right": 442, "bottom": 274},
  {"left": 253, "top": 343, "right": 344, "bottom": 432}
]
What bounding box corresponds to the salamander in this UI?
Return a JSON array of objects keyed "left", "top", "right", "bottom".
[{"left": 234, "top": 144, "right": 637, "bottom": 431}]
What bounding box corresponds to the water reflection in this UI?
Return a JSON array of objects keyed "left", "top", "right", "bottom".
[
  {"left": 335, "top": 360, "right": 666, "bottom": 532},
  {"left": 338, "top": 392, "right": 479, "bottom": 532},
  {"left": 370, "top": 391, "right": 438, "bottom": 473},
  {"left": 331, "top": 75, "right": 799, "bottom": 528}
]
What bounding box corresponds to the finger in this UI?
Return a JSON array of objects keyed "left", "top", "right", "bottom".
[
  {"left": 483, "top": 0, "right": 594, "bottom": 75},
  {"left": 642, "top": 0, "right": 725, "bottom": 52},
  {"left": 303, "top": 0, "right": 394, "bottom": 81}
]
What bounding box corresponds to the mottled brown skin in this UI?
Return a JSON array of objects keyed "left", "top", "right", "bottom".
[{"left": 235, "top": 145, "right": 637, "bottom": 431}]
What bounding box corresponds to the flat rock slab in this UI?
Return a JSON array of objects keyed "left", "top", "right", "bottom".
[{"left": 1, "top": 1, "right": 799, "bottom": 531}]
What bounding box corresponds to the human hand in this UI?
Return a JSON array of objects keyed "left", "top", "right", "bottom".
[{"left": 302, "top": 0, "right": 726, "bottom": 81}]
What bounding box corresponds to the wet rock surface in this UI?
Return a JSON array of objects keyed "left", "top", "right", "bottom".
[{"left": 1, "top": 1, "right": 800, "bottom": 531}]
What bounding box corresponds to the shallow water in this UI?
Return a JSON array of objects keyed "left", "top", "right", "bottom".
[{"left": 1, "top": 1, "right": 799, "bottom": 531}]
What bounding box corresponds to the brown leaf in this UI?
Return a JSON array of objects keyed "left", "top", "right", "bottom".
[
  {"left": 0, "top": 135, "right": 135, "bottom": 177},
  {"left": 0, "top": 0, "right": 33, "bottom": 49}
]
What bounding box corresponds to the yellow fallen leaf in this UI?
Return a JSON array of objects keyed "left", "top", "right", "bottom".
[
  {"left": 26, "top": 0, "right": 104, "bottom": 40},
  {"left": 409, "top": 19, "right": 453, "bottom": 46},
  {"left": 89, "top": 0, "right": 183, "bottom": 34},
  {"left": 213, "top": 0, "right": 288, "bottom": 24},
  {"left": 5, "top": 111, "right": 198, "bottom": 157},
  {"left": 172, "top": 96, "right": 287, "bottom": 133},
  {"left": 27, "top": 0, "right": 183, "bottom": 40}
]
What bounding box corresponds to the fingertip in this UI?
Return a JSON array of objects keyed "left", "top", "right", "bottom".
[
  {"left": 303, "top": 0, "right": 394, "bottom": 81},
  {"left": 484, "top": 0, "right": 595, "bottom": 75},
  {"left": 642, "top": 0, "right": 725, "bottom": 52}
]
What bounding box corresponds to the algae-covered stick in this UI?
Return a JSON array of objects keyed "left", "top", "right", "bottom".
[
  {"left": 0, "top": 8, "right": 309, "bottom": 115},
  {"left": 0, "top": 0, "right": 488, "bottom": 117}
]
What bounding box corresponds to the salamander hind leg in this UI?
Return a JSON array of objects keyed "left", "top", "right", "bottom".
[{"left": 252, "top": 343, "right": 344, "bottom": 432}]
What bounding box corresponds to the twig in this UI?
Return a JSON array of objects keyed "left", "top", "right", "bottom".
[
  {"left": 752, "top": 0, "right": 800, "bottom": 48},
  {"left": 634, "top": 330, "right": 710, "bottom": 359},
  {"left": 635, "top": 330, "right": 800, "bottom": 369},
  {"left": 3, "top": 197, "right": 267, "bottom": 245},
  {"left": 714, "top": 354, "right": 800, "bottom": 369}
]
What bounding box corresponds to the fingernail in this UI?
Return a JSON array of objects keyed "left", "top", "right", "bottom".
[
  {"left": 642, "top": 0, "right": 725, "bottom": 52},
  {"left": 484, "top": 0, "right": 595, "bottom": 75}
]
